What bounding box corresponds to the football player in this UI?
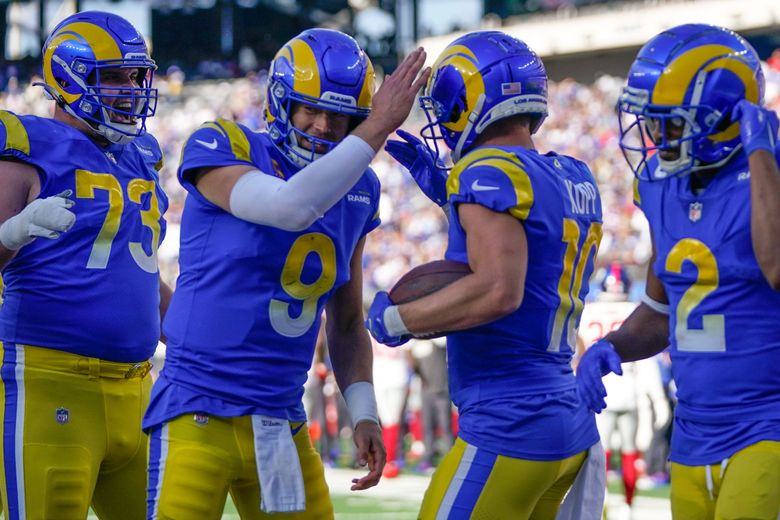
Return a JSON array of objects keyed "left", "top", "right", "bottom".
[
  {"left": 0, "top": 11, "right": 169, "bottom": 520},
  {"left": 576, "top": 24, "right": 780, "bottom": 520},
  {"left": 142, "top": 30, "right": 429, "bottom": 519},
  {"left": 367, "top": 31, "right": 606, "bottom": 519}
]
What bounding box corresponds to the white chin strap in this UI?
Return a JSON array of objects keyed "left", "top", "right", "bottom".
[
  {"left": 96, "top": 122, "right": 138, "bottom": 145},
  {"left": 452, "top": 94, "right": 485, "bottom": 163},
  {"left": 287, "top": 131, "right": 323, "bottom": 167},
  {"left": 59, "top": 101, "right": 137, "bottom": 145}
]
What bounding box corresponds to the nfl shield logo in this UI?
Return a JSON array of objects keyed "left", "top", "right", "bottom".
[
  {"left": 193, "top": 413, "right": 209, "bottom": 426},
  {"left": 55, "top": 407, "right": 69, "bottom": 425},
  {"left": 688, "top": 202, "right": 703, "bottom": 222}
]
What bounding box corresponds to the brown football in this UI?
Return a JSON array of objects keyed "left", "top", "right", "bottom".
[{"left": 388, "top": 260, "right": 472, "bottom": 305}]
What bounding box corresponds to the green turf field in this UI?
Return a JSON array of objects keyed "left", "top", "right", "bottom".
[{"left": 218, "top": 495, "right": 420, "bottom": 519}]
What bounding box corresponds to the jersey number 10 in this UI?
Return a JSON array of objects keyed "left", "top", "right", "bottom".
[{"left": 547, "top": 219, "right": 602, "bottom": 352}]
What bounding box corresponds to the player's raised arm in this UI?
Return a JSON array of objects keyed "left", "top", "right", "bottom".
[
  {"left": 186, "top": 48, "right": 430, "bottom": 232},
  {"left": 733, "top": 100, "right": 780, "bottom": 289},
  {"left": 352, "top": 48, "right": 431, "bottom": 151}
]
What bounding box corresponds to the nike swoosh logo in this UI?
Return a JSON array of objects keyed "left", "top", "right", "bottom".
[
  {"left": 471, "top": 179, "right": 500, "bottom": 191},
  {"left": 195, "top": 138, "right": 218, "bottom": 150}
]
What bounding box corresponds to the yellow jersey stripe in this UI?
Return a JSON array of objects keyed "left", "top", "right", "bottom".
[
  {"left": 0, "top": 111, "right": 30, "bottom": 155},
  {"left": 447, "top": 148, "right": 534, "bottom": 220},
  {"left": 215, "top": 119, "right": 252, "bottom": 163}
]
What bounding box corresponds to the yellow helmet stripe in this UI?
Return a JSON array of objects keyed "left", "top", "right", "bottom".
[
  {"left": 432, "top": 45, "right": 483, "bottom": 133},
  {"left": 43, "top": 22, "right": 124, "bottom": 105},
  {"left": 653, "top": 44, "right": 760, "bottom": 144},
  {"left": 43, "top": 33, "right": 82, "bottom": 104},
  {"left": 357, "top": 58, "right": 375, "bottom": 110},
  {"left": 0, "top": 111, "right": 30, "bottom": 155},
  {"left": 54, "top": 22, "right": 123, "bottom": 61},
  {"left": 287, "top": 39, "right": 320, "bottom": 99},
  {"left": 430, "top": 45, "right": 478, "bottom": 78},
  {"left": 703, "top": 57, "right": 759, "bottom": 143},
  {"left": 652, "top": 45, "right": 736, "bottom": 106}
]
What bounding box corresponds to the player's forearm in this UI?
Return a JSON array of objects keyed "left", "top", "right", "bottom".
[
  {"left": 353, "top": 111, "right": 411, "bottom": 153},
  {"left": 158, "top": 278, "right": 173, "bottom": 343},
  {"left": 228, "top": 136, "right": 375, "bottom": 231},
  {"left": 748, "top": 150, "right": 780, "bottom": 289},
  {"left": 605, "top": 302, "right": 669, "bottom": 362},
  {"left": 399, "top": 272, "right": 522, "bottom": 336},
  {"left": 327, "top": 324, "right": 374, "bottom": 391}
]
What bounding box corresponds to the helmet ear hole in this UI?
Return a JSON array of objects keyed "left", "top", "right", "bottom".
[{"left": 449, "top": 95, "right": 466, "bottom": 123}]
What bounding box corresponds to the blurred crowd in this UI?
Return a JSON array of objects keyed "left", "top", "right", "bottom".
[{"left": 2, "top": 52, "right": 780, "bottom": 485}]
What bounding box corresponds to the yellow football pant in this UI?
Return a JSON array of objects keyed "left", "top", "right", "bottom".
[
  {"left": 0, "top": 343, "right": 152, "bottom": 520},
  {"left": 147, "top": 414, "right": 333, "bottom": 519},
  {"left": 671, "top": 440, "right": 780, "bottom": 520},
  {"left": 419, "top": 437, "right": 587, "bottom": 520}
]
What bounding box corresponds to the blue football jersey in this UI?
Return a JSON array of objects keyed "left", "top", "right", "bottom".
[
  {"left": 143, "top": 119, "right": 380, "bottom": 430},
  {"left": 0, "top": 111, "right": 168, "bottom": 362},
  {"left": 636, "top": 149, "right": 780, "bottom": 465},
  {"left": 444, "top": 146, "right": 602, "bottom": 460}
]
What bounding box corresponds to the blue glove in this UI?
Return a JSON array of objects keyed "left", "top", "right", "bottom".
[
  {"left": 575, "top": 339, "right": 623, "bottom": 413},
  {"left": 733, "top": 99, "right": 779, "bottom": 156},
  {"left": 365, "top": 291, "right": 411, "bottom": 347},
  {"left": 384, "top": 130, "right": 448, "bottom": 206}
]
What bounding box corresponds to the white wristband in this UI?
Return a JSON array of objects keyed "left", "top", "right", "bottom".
[
  {"left": 641, "top": 293, "right": 670, "bottom": 315},
  {"left": 343, "top": 381, "right": 379, "bottom": 427},
  {"left": 383, "top": 305, "right": 410, "bottom": 336}
]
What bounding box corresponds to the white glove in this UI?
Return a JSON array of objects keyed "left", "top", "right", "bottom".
[{"left": 0, "top": 190, "right": 76, "bottom": 250}]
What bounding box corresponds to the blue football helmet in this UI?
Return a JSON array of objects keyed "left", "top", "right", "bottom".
[
  {"left": 265, "top": 29, "right": 375, "bottom": 166},
  {"left": 420, "top": 31, "right": 548, "bottom": 166},
  {"left": 36, "top": 11, "right": 157, "bottom": 145},
  {"left": 618, "top": 24, "right": 764, "bottom": 180}
]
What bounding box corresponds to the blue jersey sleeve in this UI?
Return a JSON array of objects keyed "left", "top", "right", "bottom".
[
  {"left": 446, "top": 147, "right": 534, "bottom": 220},
  {"left": 134, "top": 132, "right": 165, "bottom": 175},
  {"left": 178, "top": 118, "right": 255, "bottom": 200},
  {"left": 360, "top": 168, "right": 382, "bottom": 237}
]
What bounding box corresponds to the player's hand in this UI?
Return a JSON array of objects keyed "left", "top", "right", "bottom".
[
  {"left": 365, "top": 291, "right": 411, "bottom": 347},
  {"left": 350, "top": 420, "right": 386, "bottom": 491},
  {"left": 385, "top": 130, "right": 448, "bottom": 206},
  {"left": 733, "top": 100, "right": 779, "bottom": 156},
  {"left": 363, "top": 48, "right": 431, "bottom": 136},
  {"left": 575, "top": 339, "right": 623, "bottom": 413},
  {"left": 0, "top": 190, "right": 76, "bottom": 250}
]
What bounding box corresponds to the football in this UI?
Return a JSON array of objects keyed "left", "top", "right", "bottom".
[{"left": 388, "top": 260, "right": 472, "bottom": 305}]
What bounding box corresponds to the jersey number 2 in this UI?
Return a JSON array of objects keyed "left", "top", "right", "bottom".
[{"left": 665, "top": 238, "right": 725, "bottom": 352}]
